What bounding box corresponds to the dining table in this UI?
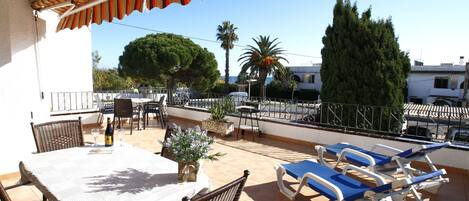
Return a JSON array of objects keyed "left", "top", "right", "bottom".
[{"left": 19, "top": 144, "right": 210, "bottom": 201}]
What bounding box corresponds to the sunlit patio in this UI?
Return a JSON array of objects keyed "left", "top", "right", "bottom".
[{"left": 2, "top": 117, "right": 468, "bottom": 201}]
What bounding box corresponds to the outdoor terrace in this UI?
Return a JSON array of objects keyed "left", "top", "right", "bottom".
[{"left": 1, "top": 117, "right": 468, "bottom": 201}]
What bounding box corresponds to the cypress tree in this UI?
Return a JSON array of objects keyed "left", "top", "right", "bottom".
[{"left": 320, "top": 0, "right": 410, "bottom": 132}]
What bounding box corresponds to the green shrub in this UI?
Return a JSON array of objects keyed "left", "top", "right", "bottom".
[
  {"left": 295, "top": 89, "right": 320, "bottom": 101},
  {"left": 209, "top": 97, "right": 235, "bottom": 121},
  {"left": 210, "top": 83, "right": 237, "bottom": 94}
]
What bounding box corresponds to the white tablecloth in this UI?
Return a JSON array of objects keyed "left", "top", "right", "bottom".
[{"left": 21, "top": 145, "right": 210, "bottom": 201}]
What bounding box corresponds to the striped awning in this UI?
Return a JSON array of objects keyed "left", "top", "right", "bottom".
[{"left": 31, "top": 0, "right": 191, "bottom": 32}]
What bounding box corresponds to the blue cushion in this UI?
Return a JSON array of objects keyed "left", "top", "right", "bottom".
[
  {"left": 325, "top": 143, "right": 392, "bottom": 167},
  {"left": 282, "top": 160, "right": 371, "bottom": 201},
  {"left": 410, "top": 170, "right": 445, "bottom": 185},
  {"left": 396, "top": 142, "right": 450, "bottom": 159}
]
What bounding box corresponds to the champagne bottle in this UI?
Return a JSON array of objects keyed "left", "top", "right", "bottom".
[{"left": 104, "top": 117, "right": 114, "bottom": 147}]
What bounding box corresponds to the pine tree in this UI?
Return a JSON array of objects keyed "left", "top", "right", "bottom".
[{"left": 320, "top": 0, "right": 410, "bottom": 132}]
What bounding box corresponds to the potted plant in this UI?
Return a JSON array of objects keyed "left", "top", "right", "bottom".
[
  {"left": 202, "top": 97, "right": 235, "bottom": 136},
  {"left": 164, "top": 125, "right": 223, "bottom": 182}
]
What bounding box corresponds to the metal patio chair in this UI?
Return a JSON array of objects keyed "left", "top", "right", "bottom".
[
  {"left": 113, "top": 98, "right": 141, "bottom": 135},
  {"left": 143, "top": 95, "right": 166, "bottom": 129}
]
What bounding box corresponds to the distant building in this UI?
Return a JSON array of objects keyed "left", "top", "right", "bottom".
[
  {"left": 407, "top": 63, "right": 466, "bottom": 105},
  {"left": 287, "top": 65, "right": 322, "bottom": 91},
  {"left": 287, "top": 60, "right": 468, "bottom": 105}
]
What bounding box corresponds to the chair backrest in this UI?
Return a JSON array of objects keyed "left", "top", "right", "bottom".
[
  {"left": 30, "top": 117, "right": 84, "bottom": 153},
  {"left": 161, "top": 125, "right": 177, "bottom": 161},
  {"left": 370, "top": 169, "right": 446, "bottom": 195},
  {"left": 114, "top": 99, "right": 133, "bottom": 117},
  {"left": 158, "top": 95, "right": 166, "bottom": 116},
  {"left": 183, "top": 170, "right": 250, "bottom": 201},
  {"left": 395, "top": 142, "right": 451, "bottom": 160},
  {"left": 0, "top": 181, "right": 12, "bottom": 201}
]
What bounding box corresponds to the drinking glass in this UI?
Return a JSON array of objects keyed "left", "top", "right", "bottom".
[
  {"left": 91, "top": 128, "right": 100, "bottom": 146},
  {"left": 117, "top": 129, "right": 125, "bottom": 146}
]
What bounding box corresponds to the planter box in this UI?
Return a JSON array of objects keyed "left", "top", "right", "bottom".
[{"left": 201, "top": 119, "right": 234, "bottom": 136}]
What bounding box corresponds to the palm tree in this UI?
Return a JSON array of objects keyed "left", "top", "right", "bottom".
[
  {"left": 238, "top": 35, "right": 288, "bottom": 98},
  {"left": 216, "top": 21, "right": 238, "bottom": 91}
]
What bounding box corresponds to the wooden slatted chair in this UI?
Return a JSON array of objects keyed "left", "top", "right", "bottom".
[
  {"left": 0, "top": 181, "right": 12, "bottom": 201},
  {"left": 182, "top": 170, "right": 250, "bottom": 201},
  {"left": 160, "top": 125, "right": 177, "bottom": 161},
  {"left": 30, "top": 117, "right": 84, "bottom": 153}
]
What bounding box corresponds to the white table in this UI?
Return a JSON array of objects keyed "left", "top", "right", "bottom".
[
  {"left": 131, "top": 98, "right": 153, "bottom": 130},
  {"left": 20, "top": 145, "right": 210, "bottom": 201}
]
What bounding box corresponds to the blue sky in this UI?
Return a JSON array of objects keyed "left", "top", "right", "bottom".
[{"left": 92, "top": 0, "right": 469, "bottom": 75}]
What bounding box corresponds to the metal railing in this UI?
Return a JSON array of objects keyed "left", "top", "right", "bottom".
[
  {"left": 48, "top": 90, "right": 469, "bottom": 146},
  {"left": 170, "top": 92, "right": 469, "bottom": 146},
  {"left": 49, "top": 88, "right": 167, "bottom": 112}
]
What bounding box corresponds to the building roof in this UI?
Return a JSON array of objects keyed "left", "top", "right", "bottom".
[
  {"left": 411, "top": 65, "right": 466, "bottom": 73},
  {"left": 288, "top": 64, "right": 467, "bottom": 74},
  {"left": 286, "top": 66, "right": 321, "bottom": 73}
]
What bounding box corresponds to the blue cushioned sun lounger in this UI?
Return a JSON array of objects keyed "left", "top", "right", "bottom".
[
  {"left": 275, "top": 159, "right": 446, "bottom": 201},
  {"left": 315, "top": 142, "right": 450, "bottom": 200}
]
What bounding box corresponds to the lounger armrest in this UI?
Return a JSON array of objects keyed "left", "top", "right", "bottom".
[
  {"left": 302, "top": 172, "right": 345, "bottom": 201},
  {"left": 371, "top": 144, "right": 403, "bottom": 155},
  {"left": 342, "top": 165, "right": 387, "bottom": 186},
  {"left": 338, "top": 148, "right": 376, "bottom": 169}
]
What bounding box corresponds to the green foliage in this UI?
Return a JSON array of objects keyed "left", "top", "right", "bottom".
[
  {"left": 93, "top": 68, "right": 134, "bottom": 91},
  {"left": 209, "top": 97, "right": 235, "bottom": 121},
  {"left": 265, "top": 80, "right": 291, "bottom": 99},
  {"left": 321, "top": 0, "right": 410, "bottom": 107},
  {"left": 216, "top": 21, "right": 239, "bottom": 90},
  {"left": 295, "top": 89, "right": 320, "bottom": 101},
  {"left": 320, "top": 0, "right": 410, "bottom": 131},
  {"left": 238, "top": 35, "right": 288, "bottom": 98},
  {"left": 210, "top": 82, "right": 237, "bottom": 94},
  {"left": 265, "top": 80, "right": 319, "bottom": 100},
  {"left": 210, "top": 104, "right": 226, "bottom": 122},
  {"left": 164, "top": 125, "right": 223, "bottom": 162},
  {"left": 119, "top": 33, "right": 220, "bottom": 92},
  {"left": 92, "top": 51, "right": 101, "bottom": 69}
]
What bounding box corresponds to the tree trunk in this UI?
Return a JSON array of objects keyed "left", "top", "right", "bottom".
[
  {"left": 224, "top": 49, "right": 230, "bottom": 92},
  {"left": 259, "top": 69, "right": 268, "bottom": 99}
]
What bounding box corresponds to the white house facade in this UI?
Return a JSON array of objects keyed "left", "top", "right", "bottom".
[
  {"left": 287, "top": 65, "right": 322, "bottom": 92},
  {"left": 407, "top": 64, "right": 465, "bottom": 104},
  {"left": 288, "top": 62, "right": 467, "bottom": 105},
  {"left": 0, "top": 0, "right": 92, "bottom": 174}
]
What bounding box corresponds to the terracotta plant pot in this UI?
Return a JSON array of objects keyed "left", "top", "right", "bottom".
[
  {"left": 201, "top": 119, "right": 234, "bottom": 136},
  {"left": 178, "top": 161, "right": 199, "bottom": 182}
]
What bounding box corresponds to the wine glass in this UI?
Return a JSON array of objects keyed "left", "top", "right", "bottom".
[
  {"left": 91, "top": 128, "right": 100, "bottom": 146},
  {"left": 117, "top": 129, "right": 125, "bottom": 146}
]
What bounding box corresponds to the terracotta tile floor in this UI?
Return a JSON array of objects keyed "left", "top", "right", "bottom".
[{"left": 2, "top": 117, "right": 469, "bottom": 201}]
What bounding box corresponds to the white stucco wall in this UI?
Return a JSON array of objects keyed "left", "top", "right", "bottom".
[
  {"left": 168, "top": 107, "right": 469, "bottom": 170},
  {"left": 407, "top": 73, "right": 464, "bottom": 104},
  {"left": 288, "top": 66, "right": 323, "bottom": 91},
  {"left": 0, "top": 1, "right": 92, "bottom": 174}
]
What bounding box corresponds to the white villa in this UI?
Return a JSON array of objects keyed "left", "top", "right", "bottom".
[
  {"left": 408, "top": 63, "right": 466, "bottom": 105},
  {"left": 288, "top": 60, "right": 468, "bottom": 105},
  {"left": 288, "top": 65, "right": 322, "bottom": 92}
]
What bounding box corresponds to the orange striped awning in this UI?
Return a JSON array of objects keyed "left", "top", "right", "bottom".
[{"left": 31, "top": 0, "right": 191, "bottom": 32}]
